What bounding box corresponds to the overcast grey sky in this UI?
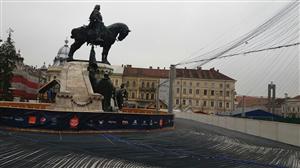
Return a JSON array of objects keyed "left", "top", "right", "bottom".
[{"left": 1, "top": 0, "right": 298, "bottom": 97}]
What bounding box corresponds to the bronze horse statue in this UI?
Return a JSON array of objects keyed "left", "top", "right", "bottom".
[{"left": 68, "top": 23, "right": 130, "bottom": 64}]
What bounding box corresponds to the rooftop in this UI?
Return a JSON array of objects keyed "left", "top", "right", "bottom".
[{"left": 123, "top": 65, "right": 235, "bottom": 81}]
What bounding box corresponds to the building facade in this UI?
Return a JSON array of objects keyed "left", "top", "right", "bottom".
[
  {"left": 110, "top": 65, "right": 124, "bottom": 90},
  {"left": 123, "top": 65, "right": 169, "bottom": 108},
  {"left": 8, "top": 51, "right": 47, "bottom": 101},
  {"left": 173, "top": 67, "right": 236, "bottom": 114},
  {"left": 282, "top": 95, "right": 300, "bottom": 118},
  {"left": 122, "top": 65, "right": 236, "bottom": 114}
]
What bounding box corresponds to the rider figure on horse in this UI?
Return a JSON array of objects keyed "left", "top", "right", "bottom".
[{"left": 89, "top": 5, "right": 105, "bottom": 43}]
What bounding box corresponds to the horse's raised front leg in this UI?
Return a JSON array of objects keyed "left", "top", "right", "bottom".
[
  {"left": 68, "top": 40, "right": 85, "bottom": 61},
  {"left": 101, "top": 45, "right": 112, "bottom": 65}
]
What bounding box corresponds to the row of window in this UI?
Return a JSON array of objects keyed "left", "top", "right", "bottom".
[
  {"left": 127, "top": 91, "right": 155, "bottom": 100},
  {"left": 123, "top": 80, "right": 157, "bottom": 88},
  {"left": 176, "top": 88, "right": 231, "bottom": 97},
  {"left": 122, "top": 80, "right": 232, "bottom": 89},
  {"left": 112, "top": 79, "right": 155, "bottom": 88},
  {"left": 176, "top": 81, "right": 231, "bottom": 88},
  {"left": 111, "top": 79, "right": 120, "bottom": 87},
  {"left": 283, "top": 106, "right": 300, "bottom": 113},
  {"left": 175, "top": 99, "right": 231, "bottom": 108}
]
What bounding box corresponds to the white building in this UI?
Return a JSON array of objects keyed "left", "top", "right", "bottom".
[
  {"left": 53, "top": 39, "right": 70, "bottom": 67},
  {"left": 282, "top": 95, "right": 300, "bottom": 118}
]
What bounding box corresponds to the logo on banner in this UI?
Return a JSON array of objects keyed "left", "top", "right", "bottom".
[
  {"left": 70, "top": 116, "right": 79, "bottom": 128},
  {"left": 108, "top": 120, "right": 117, "bottom": 124},
  {"left": 50, "top": 117, "right": 57, "bottom": 126},
  {"left": 132, "top": 120, "right": 137, "bottom": 125},
  {"left": 87, "top": 120, "right": 94, "bottom": 127},
  {"left": 159, "top": 119, "right": 163, "bottom": 127},
  {"left": 28, "top": 116, "right": 36, "bottom": 125},
  {"left": 40, "top": 117, "right": 46, "bottom": 124},
  {"left": 122, "top": 120, "right": 129, "bottom": 125},
  {"left": 142, "top": 120, "right": 148, "bottom": 126},
  {"left": 1, "top": 116, "right": 13, "bottom": 120},
  {"left": 98, "top": 120, "right": 104, "bottom": 125},
  {"left": 14, "top": 116, "right": 24, "bottom": 122}
]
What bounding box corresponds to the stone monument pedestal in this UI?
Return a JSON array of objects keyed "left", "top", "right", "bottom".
[{"left": 47, "top": 60, "right": 113, "bottom": 112}]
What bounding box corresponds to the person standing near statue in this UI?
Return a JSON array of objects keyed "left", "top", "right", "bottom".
[
  {"left": 89, "top": 4, "right": 105, "bottom": 43},
  {"left": 96, "top": 71, "right": 114, "bottom": 111},
  {"left": 115, "top": 83, "right": 128, "bottom": 110}
]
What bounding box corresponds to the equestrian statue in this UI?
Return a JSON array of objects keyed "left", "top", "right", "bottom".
[{"left": 68, "top": 4, "right": 130, "bottom": 65}]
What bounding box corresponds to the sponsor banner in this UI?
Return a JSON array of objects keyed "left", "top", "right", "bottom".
[{"left": 0, "top": 107, "right": 174, "bottom": 131}]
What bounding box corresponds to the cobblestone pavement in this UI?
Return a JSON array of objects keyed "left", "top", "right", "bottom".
[{"left": 0, "top": 118, "right": 299, "bottom": 168}]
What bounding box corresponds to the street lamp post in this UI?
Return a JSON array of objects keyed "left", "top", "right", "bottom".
[
  {"left": 168, "top": 64, "right": 176, "bottom": 113},
  {"left": 156, "top": 85, "right": 159, "bottom": 113}
]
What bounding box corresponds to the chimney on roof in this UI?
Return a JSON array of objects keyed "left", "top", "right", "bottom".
[
  {"left": 164, "top": 67, "right": 166, "bottom": 70},
  {"left": 210, "top": 67, "right": 215, "bottom": 71},
  {"left": 157, "top": 67, "right": 160, "bottom": 69},
  {"left": 197, "top": 66, "right": 202, "bottom": 70},
  {"left": 127, "top": 65, "right": 132, "bottom": 68},
  {"left": 184, "top": 67, "right": 187, "bottom": 69},
  {"left": 149, "top": 66, "right": 152, "bottom": 69},
  {"left": 216, "top": 69, "right": 219, "bottom": 72}
]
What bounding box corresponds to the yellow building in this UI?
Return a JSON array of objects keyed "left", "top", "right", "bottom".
[
  {"left": 123, "top": 65, "right": 236, "bottom": 114},
  {"left": 282, "top": 95, "right": 300, "bottom": 118},
  {"left": 123, "top": 65, "right": 169, "bottom": 108},
  {"left": 110, "top": 65, "right": 124, "bottom": 89},
  {"left": 174, "top": 67, "right": 236, "bottom": 114}
]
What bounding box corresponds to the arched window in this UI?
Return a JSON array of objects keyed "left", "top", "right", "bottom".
[
  {"left": 151, "top": 93, "right": 155, "bottom": 100},
  {"left": 141, "top": 93, "right": 144, "bottom": 99},
  {"left": 183, "top": 88, "right": 186, "bottom": 94},
  {"left": 133, "top": 81, "right": 136, "bottom": 87},
  {"left": 142, "top": 82, "right": 145, "bottom": 88}
]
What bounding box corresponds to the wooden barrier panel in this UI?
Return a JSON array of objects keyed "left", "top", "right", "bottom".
[
  {"left": 226, "top": 117, "right": 235, "bottom": 130},
  {"left": 245, "top": 119, "right": 260, "bottom": 137},
  {"left": 259, "top": 121, "right": 278, "bottom": 141},
  {"left": 211, "top": 115, "right": 219, "bottom": 127},
  {"left": 234, "top": 118, "right": 246, "bottom": 133},
  {"left": 278, "top": 123, "right": 300, "bottom": 146},
  {"left": 219, "top": 117, "right": 227, "bottom": 128},
  {"left": 175, "top": 112, "right": 300, "bottom": 147}
]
